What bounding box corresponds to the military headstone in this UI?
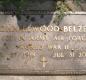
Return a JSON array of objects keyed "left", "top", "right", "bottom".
[{"left": 0, "top": 0, "right": 86, "bottom": 75}]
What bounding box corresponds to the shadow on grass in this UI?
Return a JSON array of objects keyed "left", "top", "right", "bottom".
[{"left": 0, "top": 0, "right": 57, "bottom": 29}]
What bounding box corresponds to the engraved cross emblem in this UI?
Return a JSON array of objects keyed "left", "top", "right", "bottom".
[{"left": 40, "top": 56, "right": 47, "bottom": 68}]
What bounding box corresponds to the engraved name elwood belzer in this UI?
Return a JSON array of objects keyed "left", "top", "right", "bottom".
[{"left": 0, "top": 12, "right": 86, "bottom": 75}]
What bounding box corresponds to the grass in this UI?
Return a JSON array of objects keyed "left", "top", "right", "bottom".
[{"left": 0, "top": 0, "right": 82, "bottom": 24}]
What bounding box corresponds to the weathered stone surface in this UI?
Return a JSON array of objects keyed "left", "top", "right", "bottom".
[
  {"left": 0, "top": 76, "right": 86, "bottom": 80},
  {"left": 0, "top": 12, "right": 86, "bottom": 75}
]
